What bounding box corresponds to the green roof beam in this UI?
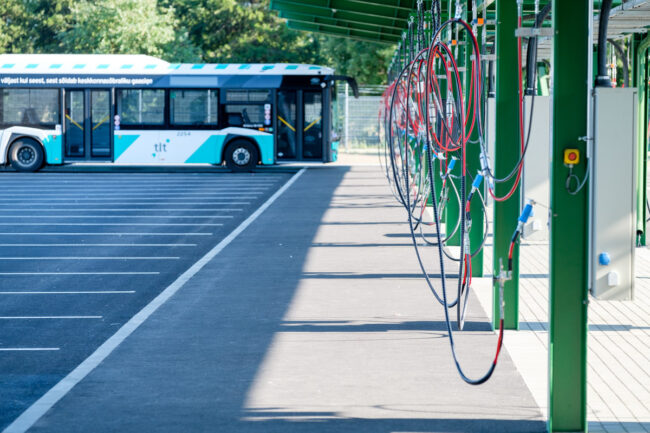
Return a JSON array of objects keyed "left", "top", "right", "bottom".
[
  {"left": 285, "top": 17, "right": 402, "bottom": 39},
  {"left": 290, "top": 0, "right": 418, "bottom": 12},
  {"left": 278, "top": 10, "right": 405, "bottom": 33},
  {"left": 287, "top": 21, "right": 399, "bottom": 44},
  {"left": 271, "top": 0, "right": 412, "bottom": 22},
  {"left": 271, "top": 0, "right": 407, "bottom": 29},
  {"left": 280, "top": 11, "right": 404, "bottom": 35}
]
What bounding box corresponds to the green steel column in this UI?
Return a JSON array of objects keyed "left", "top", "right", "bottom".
[
  {"left": 492, "top": 0, "right": 520, "bottom": 330},
  {"left": 433, "top": 41, "right": 449, "bottom": 224},
  {"left": 463, "top": 0, "right": 484, "bottom": 276},
  {"left": 445, "top": 122, "right": 462, "bottom": 246},
  {"left": 445, "top": 0, "right": 461, "bottom": 247},
  {"left": 635, "top": 35, "right": 650, "bottom": 246},
  {"left": 548, "top": 0, "right": 590, "bottom": 431},
  {"left": 433, "top": 58, "right": 446, "bottom": 214}
]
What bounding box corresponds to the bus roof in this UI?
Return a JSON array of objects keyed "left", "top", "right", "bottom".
[{"left": 0, "top": 54, "right": 334, "bottom": 76}]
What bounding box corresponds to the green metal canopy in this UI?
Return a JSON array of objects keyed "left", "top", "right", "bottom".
[
  {"left": 270, "top": 0, "right": 422, "bottom": 44},
  {"left": 270, "top": 0, "right": 649, "bottom": 46}
]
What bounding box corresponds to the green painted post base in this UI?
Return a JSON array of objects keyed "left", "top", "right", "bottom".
[
  {"left": 548, "top": 0, "right": 590, "bottom": 431},
  {"left": 492, "top": 0, "right": 520, "bottom": 330},
  {"left": 635, "top": 35, "right": 650, "bottom": 246},
  {"left": 466, "top": 0, "right": 484, "bottom": 277}
]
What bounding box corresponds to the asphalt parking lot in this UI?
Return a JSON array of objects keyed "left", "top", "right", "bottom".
[{"left": 0, "top": 170, "right": 294, "bottom": 430}]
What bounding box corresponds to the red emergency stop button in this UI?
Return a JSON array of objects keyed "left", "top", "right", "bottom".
[{"left": 563, "top": 149, "right": 580, "bottom": 165}]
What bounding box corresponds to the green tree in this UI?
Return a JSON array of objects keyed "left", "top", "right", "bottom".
[
  {"left": 58, "top": 0, "right": 200, "bottom": 62},
  {"left": 1, "top": 0, "right": 79, "bottom": 54},
  {"left": 317, "top": 36, "right": 393, "bottom": 85},
  {"left": 166, "top": 0, "right": 326, "bottom": 64},
  {"left": 0, "top": 0, "right": 34, "bottom": 53},
  {"left": 26, "top": 0, "right": 76, "bottom": 53}
]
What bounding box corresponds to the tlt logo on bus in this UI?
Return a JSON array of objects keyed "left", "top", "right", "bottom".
[{"left": 152, "top": 139, "right": 169, "bottom": 159}]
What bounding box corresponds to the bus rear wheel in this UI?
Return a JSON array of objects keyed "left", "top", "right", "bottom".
[
  {"left": 224, "top": 140, "right": 258, "bottom": 172},
  {"left": 9, "top": 138, "right": 44, "bottom": 172}
]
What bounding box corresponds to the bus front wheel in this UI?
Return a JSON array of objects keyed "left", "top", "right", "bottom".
[
  {"left": 224, "top": 140, "right": 258, "bottom": 172},
  {"left": 9, "top": 138, "right": 44, "bottom": 172}
]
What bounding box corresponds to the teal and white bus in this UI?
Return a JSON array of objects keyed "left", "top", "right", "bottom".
[{"left": 0, "top": 54, "right": 357, "bottom": 171}]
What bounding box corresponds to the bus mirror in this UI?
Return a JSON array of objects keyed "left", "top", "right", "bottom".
[{"left": 332, "top": 75, "right": 359, "bottom": 99}]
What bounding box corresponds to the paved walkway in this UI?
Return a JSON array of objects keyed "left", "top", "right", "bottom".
[
  {"left": 9, "top": 164, "right": 544, "bottom": 432},
  {"left": 476, "top": 225, "right": 650, "bottom": 433}
]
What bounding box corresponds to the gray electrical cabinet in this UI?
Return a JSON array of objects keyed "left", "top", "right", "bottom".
[
  {"left": 590, "top": 87, "right": 637, "bottom": 300},
  {"left": 522, "top": 95, "right": 551, "bottom": 241}
]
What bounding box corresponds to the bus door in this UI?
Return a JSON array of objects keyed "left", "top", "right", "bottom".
[
  {"left": 90, "top": 90, "right": 111, "bottom": 157},
  {"left": 277, "top": 90, "right": 297, "bottom": 159},
  {"left": 64, "top": 89, "right": 112, "bottom": 159},
  {"left": 302, "top": 90, "right": 323, "bottom": 159}
]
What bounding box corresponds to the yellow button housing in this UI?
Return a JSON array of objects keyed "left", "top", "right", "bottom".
[{"left": 564, "top": 148, "right": 580, "bottom": 165}]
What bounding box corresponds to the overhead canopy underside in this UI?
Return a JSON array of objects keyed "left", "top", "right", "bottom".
[{"left": 270, "top": 0, "right": 650, "bottom": 54}]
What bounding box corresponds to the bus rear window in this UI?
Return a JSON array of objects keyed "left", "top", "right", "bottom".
[
  {"left": 117, "top": 89, "right": 165, "bottom": 125},
  {"left": 0, "top": 89, "right": 60, "bottom": 127},
  {"left": 170, "top": 89, "right": 218, "bottom": 126}
]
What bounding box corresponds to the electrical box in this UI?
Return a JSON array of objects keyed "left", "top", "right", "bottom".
[
  {"left": 486, "top": 97, "right": 496, "bottom": 207},
  {"left": 522, "top": 95, "right": 551, "bottom": 241},
  {"left": 590, "top": 87, "right": 637, "bottom": 300}
]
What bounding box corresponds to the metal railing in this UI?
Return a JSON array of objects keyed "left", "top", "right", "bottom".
[{"left": 337, "top": 83, "right": 387, "bottom": 149}]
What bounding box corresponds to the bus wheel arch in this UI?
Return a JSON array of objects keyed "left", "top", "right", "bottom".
[
  {"left": 8, "top": 136, "right": 45, "bottom": 172},
  {"left": 222, "top": 137, "right": 260, "bottom": 172}
]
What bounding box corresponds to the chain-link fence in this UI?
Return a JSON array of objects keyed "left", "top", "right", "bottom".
[{"left": 336, "top": 84, "right": 387, "bottom": 150}]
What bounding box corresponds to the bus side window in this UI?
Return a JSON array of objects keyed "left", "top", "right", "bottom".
[
  {"left": 0, "top": 89, "right": 60, "bottom": 127},
  {"left": 222, "top": 89, "right": 270, "bottom": 129},
  {"left": 170, "top": 89, "right": 218, "bottom": 127},
  {"left": 117, "top": 89, "right": 165, "bottom": 126}
]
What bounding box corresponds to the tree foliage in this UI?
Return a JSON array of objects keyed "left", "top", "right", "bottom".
[
  {"left": 59, "top": 0, "right": 201, "bottom": 62},
  {"left": 0, "top": 0, "right": 391, "bottom": 84},
  {"left": 317, "top": 36, "right": 393, "bottom": 85},
  {"left": 164, "top": 0, "right": 327, "bottom": 64},
  {"left": 0, "top": 0, "right": 31, "bottom": 54}
]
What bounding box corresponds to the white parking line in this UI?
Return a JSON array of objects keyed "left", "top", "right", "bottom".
[
  {"left": 0, "top": 272, "right": 159, "bottom": 275},
  {"left": 0, "top": 223, "right": 224, "bottom": 226},
  {"left": 0, "top": 178, "right": 282, "bottom": 181},
  {"left": 3, "top": 186, "right": 270, "bottom": 190},
  {"left": 0, "top": 203, "right": 246, "bottom": 206},
  {"left": 1, "top": 167, "right": 306, "bottom": 433},
  {"left": 0, "top": 209, "right": 244, "bottom": 212},
  {"left": 0, "top": 257, "right": 179, "bottom": 260},
  {"left": 0, "top": 348, "right": 60, "bottom": 351},
  {"left": 0, "top": 176, "right": 282, "bottom": 179},
  {"left": 0, "top": 291, "right": 135, "bottom": 294},
  {"left": 3, "top": 194, "right": 256, "bottom": 198},
  {"left": 0, "top": 184, "right": 277, "bottom": 188},
  {"left": 0, "top": 316, "right": 102, "bottom": 319},
  {"left": 1, "top": 193, "right": 264, "bottom": 197},
  {"left": 2, "top": 177, "right": 281, "bottom": 179},
  {"left": 1, "top": 196, "right": 260, "bottom": 201},
  {"left": 0, "top": 244, "right": 196, "bottom": 247},
  {"left": 3, "top": 181, "right": 273, "bottom": 185},
  {"left": 2, "top": 199, "right": 253, "bottom": 203},
  {"left": 0, "top": 216, "right": 233, "bottom": 219},
  {"left": 0, "top": 233, "right": 212, "bottom": 236}
]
